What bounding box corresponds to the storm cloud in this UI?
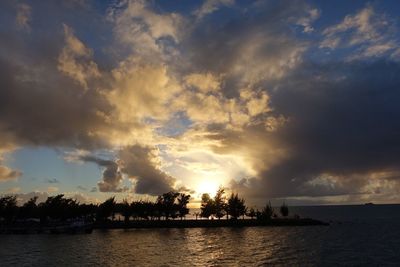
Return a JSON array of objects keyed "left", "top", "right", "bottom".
[
  {"left": 1, "top": 0, "right": 400, "bottom": 204},
  {"left": 118, "top": 145, "right": 175, "bottom": 196},
  {"left": 222, "top": 60, "right": 400, "bottom": 204},
  {"left": 79, "top": 155, "right": 124, "bottom": 193},
  {"left": 78, "top": 145, "right": 175, "bottom": 195}
]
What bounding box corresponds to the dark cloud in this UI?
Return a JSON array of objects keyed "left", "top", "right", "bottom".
[
  {"left": 0, "top": 55, "right": 115, "bottom": 150},
  {"left": 79, "top": 155, "right": 124, "bottom": 193},
  {"left": 0, "top": 1, "right": 177, "bottom": 196},
  {"left": 78, "top": 145, "right": 175, "bottom": 195},
  {"left": 1, "top": 0, "right": 400, "bottom": 204},
  {"left": 0, "top": 0, "right": 123, "bottom": 152},
  {"left": 45, "top": 178, "right": 60, "bottom": 184},
  {"left": 183, "top": 0, "right": 311, "bottom": 97},
  {"left": 119, "top": 145, "right": 175, "bottom": 196},
  {"left": 224, "top": 60, "right": 400, "bottom": 202},
  {"left": 176, "top": 186, "right": 195, "bottom": 195}
]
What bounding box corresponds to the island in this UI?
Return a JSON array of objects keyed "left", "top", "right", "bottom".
[{"left": 0, "top": 188, "right": 328, "bottom": 234}]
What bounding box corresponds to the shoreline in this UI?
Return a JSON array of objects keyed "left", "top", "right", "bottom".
[
  {"left": 94, "top": 218, "right": 329, "bottom": 229},
  {"left": 0, "top": 218, "right": 328, "bottom": 234}
]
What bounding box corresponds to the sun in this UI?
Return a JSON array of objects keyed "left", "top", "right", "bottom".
[{"left": 196, "top": 178, "right": 220, "bottom": 196}]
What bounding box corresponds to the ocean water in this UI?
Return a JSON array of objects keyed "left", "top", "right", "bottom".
[{"left": 1, "top": 205, "right": 400, "bottom": 266}]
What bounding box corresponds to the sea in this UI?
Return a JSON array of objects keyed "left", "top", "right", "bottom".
[{"left": 1, "top": 204, "right": 399, "bottom": 266}]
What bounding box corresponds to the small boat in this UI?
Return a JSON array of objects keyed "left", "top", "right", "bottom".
[
  {"left": 1, "top": 218, "right": 93, "bottom": 234},
  {"left": 44, "top": 220, "right": 93, "bottom": 234}
]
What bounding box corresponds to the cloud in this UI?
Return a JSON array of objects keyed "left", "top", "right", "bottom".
[
  {"left": 0, "top": 49, "right": 113, "bottom": 149},
  {"left": 184, "top": 72, "right": 221, "bottom": 93},
  {"left": 0, "top": 148, "right": 22, "bottom": 182},
  {"left": 1, "top": 0, "right": 400, "bottom": 205},
  {"left": 47, "top": 186, "right": 59, "bottom": 193},
  {"left": 185, "top": 0, "right": 310, "bottom": 96},
  {"left": 295, "top": 8, "right": 320, "bottom": 33},
  {"left": 321, "top": 4, "right": 400, "bottom": 59},
  {"left": 220, "top": 60, "right": 400, "bottom": 204},
  {"left": 321, "top": 5, "right": 382, "bottom": 47},
  {"left": 58, "top": 24, "right": 100, "bottom": 89},
  {"left": 0, "top": 165, "right": 22, "bottom": 182},
  {"left": 108, "top": 58, "right": 181, "bottom": 123},
  {"left": 7, "top": 187, "right": 21, "bottom": 193},
  {"left": 14, "top": 191, "right": 49, "bottom": 205},
  {"left": 15, "top": 3, "right": 31, "bottom": 31},
  {"left": 45, "top": 178, "right": 60, "bottom": 184},
  {"left": 241, "top": 89, "right": 271, "bottom": 117},
  {"left": 119, "top": 145, "right": 175, "bottom": 195},
  {"left": 68, "top": 192, "right": 100, "bottom": 204},
  {"left": 77, "top": 185, "right": 87, "bottom": 191},
  {"left": 108, "top": 0, "right": 183, "bottom": 60},
  {"left": 97, "top": 161, "right": 124, "bottom": 193},
  {"left": 0, "top": 0, "right": 308, "bottom": 155},
  {"left": 176, "top": 186, "right": 195, "bottom": 195},
  {"left": 0, "top": 17, "right": 144, "bottom": 151},
  {"left": 77, "top": 144, "right": 176, "bottom": 195},
  {"left": 79, "top": 155, "right": 125, "bottom": 193},
  {"left": 193, "top": 0, "right": 235, "bottom": 19}
]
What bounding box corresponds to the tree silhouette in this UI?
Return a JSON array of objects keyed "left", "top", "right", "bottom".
[
  {"left": 19, "top": 196, "right": 38, "bottom": 220},
  {"left": 0, "top": 190, "right": 297, "bottom": 228},
  {"left": 227, "top": 193, "right": 246, "bottom": 220},
  {"left": 117, "top": 199, "right": 132, "bottom": 223},
  {"left": 96, "top": 197, "right": 116, "bottom": 222},
  {"left": 78, "top": 203, "right": 97, "bottom": 221},
  {"left": 260, "top": 201, "right": 274, "bottom": 220},
  {"left": 141, "top": 200, "right": 155, "bottom": 220},
  {"left": 157, "top": 191, "right": 179, "bottom": 220},
  {"left": 0, "top": 196, "right": 18, "bottom": 223},
  {"left": 214, "top": 187, "right": 226, "bottom": 220},
  {"left": 280, "top": 201, "right": 289, "bottom": 217},
  {"left": 200, "top": 193, "right": 215, "bottom": 219},
  {"left": 39, "top": 194, "right": 79, "bottom": 222},
  {"left": 131, "top": 201, "right": 141, "bottom": 220},
  {"left": 177, "top": 193, "right": 190, "bottom": 220}
]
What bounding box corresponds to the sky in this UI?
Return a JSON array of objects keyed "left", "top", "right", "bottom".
[{"left": 1, "top": 0, "right": 400, "bottom": 206}]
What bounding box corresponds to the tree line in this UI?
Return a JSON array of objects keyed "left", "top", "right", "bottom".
[
  {"left": 0, "top": 188, "right": 289, "bottom": 224},
  {"left": 199, "top": 187, "right": 289, "bottom": 220},
  {"left": 0, "top": 192, "right": 191, "bottom": 224}
]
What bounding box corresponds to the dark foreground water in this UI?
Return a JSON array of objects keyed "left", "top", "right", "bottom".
[{"left": 1, "top": 205, "right": 400, "bottom": 266}]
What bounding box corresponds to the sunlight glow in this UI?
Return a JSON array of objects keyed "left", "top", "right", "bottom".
[{"left": 196, "top": 178, "right": 220, "bottom": 196}]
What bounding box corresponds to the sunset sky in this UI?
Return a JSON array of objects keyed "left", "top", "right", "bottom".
[{"left": 1, "top": 0, "right": 400, "bottom": 206}]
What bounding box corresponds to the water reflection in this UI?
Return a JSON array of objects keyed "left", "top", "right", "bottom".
[
  {"left": 1, "top": 221, "right": 399, "bottom": 266},
  {"left": 2, "top": 227, "right": 319, "bottom": 266}
]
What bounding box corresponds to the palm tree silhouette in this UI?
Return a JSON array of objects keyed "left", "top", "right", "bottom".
[
  {"left": 227, "top": 193, "right": 247, "bottom": 220},
  {"left": 200, "top": 193, "right": 215, "bottom": 219},
  {"left": 157, "top": 191, "right": 179, "bottom": 220},
  {"left": 19, "top": 196, "right": 38, "bottom": 220},
  {"left": 261, "top": 201, "right": 274, "bottom": 220},
  {"left": 177, "top": 193, "right": 190, "bottom": 220},
  {"left": 118, "top": 199, "right": 132, "bottom": 223},
  {"left": 96, "top": 197, "right": 116, "bottom": 222},
  {"left": 0, "top": 196, "right": 18, "bottom": 223},
  {"left": 280, "top": 201, "right": 289, "bottom": 217},
  {"left": 214, "top": 187, "right": 226, "bottom": 220}
]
